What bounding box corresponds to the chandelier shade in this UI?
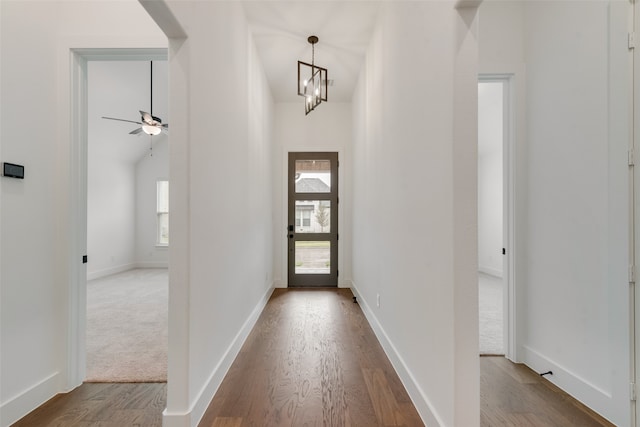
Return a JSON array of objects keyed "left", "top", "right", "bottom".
[{"left": 297, "top": 36, "right": 328, "bottom": 115}]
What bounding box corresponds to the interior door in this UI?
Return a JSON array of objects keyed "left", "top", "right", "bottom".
[{"left": 288, "top": 152, "right": 338, "bottom": 287}]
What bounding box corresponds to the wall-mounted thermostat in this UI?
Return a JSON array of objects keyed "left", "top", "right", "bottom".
[{"left": 3, "top": 162, "right": 24, "bottom": 179}]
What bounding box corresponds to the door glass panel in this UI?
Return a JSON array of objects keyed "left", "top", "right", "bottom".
[
  {"left": 294, "top": 200, "right": 330, "bottom": 233},
  {"left": 295, "top": 160, "right": 331, "bottom": 193},
  {"left": 295, "top": 241, "right": 330, "bottom": 274}
]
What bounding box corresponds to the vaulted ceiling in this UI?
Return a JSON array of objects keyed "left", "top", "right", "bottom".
[
  {"left": 91, "top": 2, "right": 381, "bottom": 163},
  {"left": 242, "top": 1, "right": 380, "bottom": 102},
  {"left": 89, "top": 60, "right": 168, "bottom": 164}
]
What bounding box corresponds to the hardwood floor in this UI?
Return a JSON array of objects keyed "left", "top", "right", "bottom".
[
  {"left": 10, "top": 289, "right": 618, "bottom": 427},
  {"left": 11, "top": 383, "right": 166, "bottom": 427},
  {"left": 198, "top": 288, "right": 423, "bottom": 427},
  {"left": 480, "top": 356, "right": 615, "bottom": 427}
]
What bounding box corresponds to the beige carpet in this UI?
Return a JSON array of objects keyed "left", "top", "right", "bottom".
[
  {"left": 85, "top": 268, "right": 168, "bottom": 383},
  {"left": 479, "top": 272, "right": 504, "bottom": 355}
]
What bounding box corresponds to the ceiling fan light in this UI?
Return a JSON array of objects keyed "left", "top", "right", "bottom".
[{"left": 142, "top": 124, "right": 161, "bottom": 136}]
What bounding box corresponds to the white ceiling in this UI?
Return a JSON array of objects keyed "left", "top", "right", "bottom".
[
  {"left": 89, "top": 60, "right": 168, "bottom": 164},
  {"left": 242, "top": 1, "right": 381, "bottom": 102},
  {"left": 89, "top": 1, "right": 380, "bottom": 160}
]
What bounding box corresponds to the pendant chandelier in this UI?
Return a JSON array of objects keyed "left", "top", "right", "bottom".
[{"left": 297, "top": 35, "right": 328, "bottom": 115}]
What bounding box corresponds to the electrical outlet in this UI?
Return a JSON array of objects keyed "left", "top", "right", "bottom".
[{"left": 377, "top": 293, "right": 380, "bottom": 308}]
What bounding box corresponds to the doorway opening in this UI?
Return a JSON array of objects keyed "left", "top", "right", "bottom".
[
  {"left": 478, "top": 75, "right": 514, "bottom": 358},
  {"left": 287, "top": 152, "right": 339, "bottom": 287},
  {"left": 69, "top": 48, "right": 168, "bottom": 387}
]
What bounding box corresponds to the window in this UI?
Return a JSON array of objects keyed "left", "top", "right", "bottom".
[
  {"left": 295, "top": 205, "right": 313, "bottom": 229},
  {"left": 157, "top": 180, "right": 169, "bottom": 246}
]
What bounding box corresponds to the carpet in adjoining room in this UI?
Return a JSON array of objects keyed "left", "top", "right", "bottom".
[
  {"left": 479, "top": 272, "right": 504, "bottom": 355},
  {"left": 85, "top": 268, "right": 168, "bottom": 383}
]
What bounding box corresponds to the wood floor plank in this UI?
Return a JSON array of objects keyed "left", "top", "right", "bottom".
[
  {"left": 12, "top": 295, "right": 618, "bottom": 427},
  {"left": 480, "top": 357, "right": 615, "bottom": 427},
  {"left": 211, "top": 417, "right": 243, "bottom": 427},
  {"left": 361, "top": 368, "right": 406, "bottom": 426},
  {"left": 198, "top": 288, "right": 423, "bottom": 427},
  {"left": 11, "top": 383, "right": 166, "bottom": 427}
]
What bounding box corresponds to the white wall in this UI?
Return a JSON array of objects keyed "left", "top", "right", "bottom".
[
  {"left": 478, "top": 82, "right": 503, "bottom": 277},
  {"left": 272, "top": 102, "right": 352, "bottom": 287},
  {"left": 87, "top": 60, "right": 169, "bottom": 278},
  {"left": 88, "top": 61, "right": 144, "bottom": 279},
  {"left": 479, "top": 1, "right": 631, "bottom": 424},
  {"left": 351, "top": 3, "right": 479, "bottom": 426},
  {"left": 135, "top": 138, "right": 169, "bottom": 268},
  {"left": 87, "top": 157, "right": 136, "bottom": 278},
  {"left": 148, "top": 3, "right": 275, "bottom": 426},
  {"left": 135, "top": 59, "right": 170, "bottom": 268},
  {"left": 0, "top": 1, "right": 166, "bottom": 426}
]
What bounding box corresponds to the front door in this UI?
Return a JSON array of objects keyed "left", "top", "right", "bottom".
[{"left": 288, "top": 152, "right": 338, "bottom": 287}]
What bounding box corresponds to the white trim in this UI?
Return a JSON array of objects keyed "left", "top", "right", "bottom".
[
  {"left": 633, "top": 1, "right": 639, "bottom": 426},
  {"left": 135, "top": 261, "right": 169, "bottom": 269},
  {"left": 479, "top": 73, "right": 517, "bottom": 362},
  {"left": 68, "top": 45, "right": 167, "bottom": 392},
  {"left": 351, "top": 282, "right": 445, "bottom": 427},
  {"left": 478, "top": 266, "right": 502, "bottom": 278},
  {"left": 0, "top": 372, "right": 61, "bottom": 427},
  {"left": 86, "top": 263, "right": 137, "bottom": 281},
  {"left": 163, "top": 285, "right": 275, "bottom": 427},
  {"left": 87, "top": 263, "right": 169, "bottom": 281}
]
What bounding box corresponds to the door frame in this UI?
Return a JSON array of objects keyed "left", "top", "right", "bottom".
[
  {"left": 68, "top": 47, "right": 167, "bottom": 388},
  {"left": 287, "top": 152, "right": 339, "bottom": 287},
  {"left": 478, "top": 74, "right": 517, "bottom": 360}
]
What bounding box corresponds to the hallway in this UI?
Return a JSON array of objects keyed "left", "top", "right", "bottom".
[
  {"left": 199, "top": 288, "right": 422, "bottom": 426},
  {"left": 11, "top": 288, "right": 617, "bottom": 426}
]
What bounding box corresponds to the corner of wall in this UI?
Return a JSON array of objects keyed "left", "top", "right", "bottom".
[
  {"left": 164, "top": 284, "right": 275, "bottom": 427},
  {"left": 350, "top": 282, "right": 445, "bottom": 427},
  {"left": 0, "top": 372, "right": 61, "bottom": 427}
]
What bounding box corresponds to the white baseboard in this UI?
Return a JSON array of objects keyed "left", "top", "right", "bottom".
[
  {"left": 350, "top": 282, "right": 444, "bottom": 427},
  {"left": 521, "top": 345, "right": 614, "bottom": 422},
  {"left": 162, "top": 409, "right": 192, "bottom": 427},
  {"left": 478, "top": 266, "right": 503, "bottom": 278},
  {"left": 135, "top": 261, "right": 169, "bottom": 269},
  {"left": 87, "top": 263, "right": 169, "bottom": 281},
  {"left": 0, "top": 372, "right": 60, "bottom": 427},
  {"left": 86, "top": 263, "right": 136, "bottom": 281},
  {"left": 163, "top": 284, "right": 275, "bottom": 427}
]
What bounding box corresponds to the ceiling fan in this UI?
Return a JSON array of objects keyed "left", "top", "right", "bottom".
[{"left": 102, "top": 61, "right": 168, "bottom": 136}]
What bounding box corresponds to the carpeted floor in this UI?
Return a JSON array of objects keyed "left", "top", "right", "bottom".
[
  {"left": 86, "top": 268, "right": 168, "bottom": 383},
  {"left": 479, "top": 272, "right": 504, "bottom": 355}
]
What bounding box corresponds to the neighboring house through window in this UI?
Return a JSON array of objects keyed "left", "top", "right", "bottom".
[
  {"left": 157, "top": 180, "right": 169, "bottom": 245},
  {"left": 294, "top": 177, "right": 331, "bottom": 232},
  {"left": 296, "top": 206, "right": 313, "bottom": 228}
]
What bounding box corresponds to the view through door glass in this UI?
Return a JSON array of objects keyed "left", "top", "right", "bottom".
[{"left": 288, "top": 152, "right": 338, "bottom": 287}]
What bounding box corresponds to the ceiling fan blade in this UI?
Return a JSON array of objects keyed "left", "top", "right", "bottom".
[
  {"left": 102, "top": 116, "right": 142, "bottom": 125},
  {"left": 129, "top": 127, "right": 144, "bottom": 135},
  {"left": 140, "top": 111, "right": 154, "bottom": 125}
]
